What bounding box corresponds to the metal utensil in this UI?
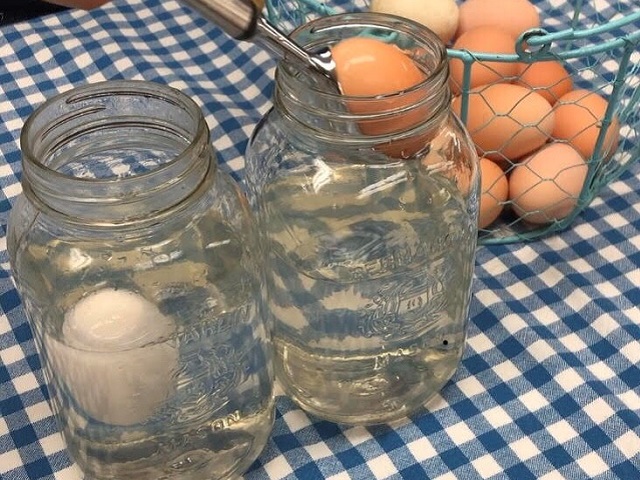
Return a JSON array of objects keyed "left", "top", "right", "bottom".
[{"left": 179, "top": 0, "right": 338, "bottom": 85}]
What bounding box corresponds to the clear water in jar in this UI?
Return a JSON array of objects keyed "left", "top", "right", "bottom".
[
  {"left": 260, "top": 159, "right": 477, "bottom": 425},
  {"left": 21, "top": 211, "right": 274, "bottom": 479}
]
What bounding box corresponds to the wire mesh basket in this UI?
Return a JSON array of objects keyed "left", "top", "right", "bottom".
[{"left": 264, "top": 0, "right": 640, "bottom": 245}]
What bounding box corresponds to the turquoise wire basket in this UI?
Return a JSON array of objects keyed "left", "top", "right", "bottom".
[{"left": 264, "top": 0, "right": 640, "bottom": 245}]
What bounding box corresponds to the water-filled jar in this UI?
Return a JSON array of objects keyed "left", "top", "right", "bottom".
[
  {"left": 7, "top": 80, "right": 274, "bottom": 479},
  {"left": 245, "top": 13, "right": 479, "bottom": 425}
]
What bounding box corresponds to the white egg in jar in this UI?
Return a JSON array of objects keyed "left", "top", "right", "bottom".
[{"left": 45, "top": 288, "right": 178, "bottom": 426}]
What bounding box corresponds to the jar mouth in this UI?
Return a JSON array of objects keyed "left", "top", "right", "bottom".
[
  {"left": 20, "top": 80, "right": 213, "bottom": 226},
  {"left": 284, "top": 12, "right": 449, "bottom": 102},
  {"left": 21, "top": 80, "right": 208, "bottom": 185},
  {"left": 273, "top": 12, "right": 451, "bottom": 152}
]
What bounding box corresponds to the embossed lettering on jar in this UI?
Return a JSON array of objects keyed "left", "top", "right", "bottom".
[
  {"left": 245, "top": 13, "right": 480, "bottom": 425},
  {"left": 8, "top": 81, "right": 274, "bottom": 480}
]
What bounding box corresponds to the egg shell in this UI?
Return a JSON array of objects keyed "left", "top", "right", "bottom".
[
  {"left": 479, "top": 157, "right": 509, "bottom": 228},
  {"left": 46, "top": 289, "right": 178, "bottom": 426},
  {"left": 370, "top": 0, "right": 460, "bottom": 44},
  {"left": 509, "top": 143, "right": 588, "bottom": 224},
  {"left": 332, "top": 37, "right": 426, "bottom": 99},
  {"left": 452, "top": 83, "right": 555, "bottom": 162},
  {"left": 450, "top": 27, "right": 520, "bottom": 94},
  {"left": 551, "top": 89, "right": 620, "bottom": 160},
  {"left": 332, "top": 37, "right": 429, "bottom": 158},
  {"left": 456, "top": 0, "right": 540, "bottom": 39},
  {"left": 514, "top": 61, "right": 573, "bottom": 105}
]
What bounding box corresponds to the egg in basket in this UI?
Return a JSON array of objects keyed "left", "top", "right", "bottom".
[{"left": 264, "top": 0, "right": 640, "bottom": 244}]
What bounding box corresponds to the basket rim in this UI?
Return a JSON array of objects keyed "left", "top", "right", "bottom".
[{"left": 265, "top": 1, "right": 640, "bottom": 61}]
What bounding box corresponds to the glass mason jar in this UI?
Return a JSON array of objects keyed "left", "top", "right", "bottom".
[
  {"left": 245, "top": 13, "right": 479, "bottom": 425},
  {"left": 8, "top": 81, "right": 274, "bottom": 479}
]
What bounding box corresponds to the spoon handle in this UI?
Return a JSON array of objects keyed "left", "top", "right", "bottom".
[
  {"left": 179, "top": 0, "right": 337, "bottom": 83},
  {"left": 180, "top": 0, "right": 259, "bottom": 40}
]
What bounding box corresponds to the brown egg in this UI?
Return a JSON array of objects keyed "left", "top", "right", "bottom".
[
  {"left": 509, "top": 143, "right": 588, "bottom": 224},
  {"left": 449, "top": 27, "right": 520, "bottom": 94},
  {"left": 452, "top": 83, "right": 555, "bottom": 162},
  {"left": 515, "top": 61, "right": 574, "bottom": 105},
  {"left": 332, "top": 37, "right": 426, "bottom": 99},
  {"left": 479, "top": 157, "right": 508, "bottom": 229},
  {"left": 456, "top": 0, "right": 540, "bottom": 39},
  {"left": 331, "top": 37, "right": 429, "bottom": 158},
  {"left": 551, "top": 89, "right": 620, "bottom": 160}
]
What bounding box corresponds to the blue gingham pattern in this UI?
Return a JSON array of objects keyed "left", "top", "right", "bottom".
[{"left": 0, "top": 1, "right": 638, "bottom": 479}]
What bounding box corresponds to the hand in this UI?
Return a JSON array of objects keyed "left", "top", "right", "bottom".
[{"left": 45, "top": 0, "right": 110, "bottom": 8}]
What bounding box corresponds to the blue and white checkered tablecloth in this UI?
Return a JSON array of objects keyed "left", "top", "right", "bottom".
[{"left": 0, "top": 0, "right": 638, "bottom": 479}]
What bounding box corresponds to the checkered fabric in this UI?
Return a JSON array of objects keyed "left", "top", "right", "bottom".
[{"left": 0, "top": 1, "right": 638, "bottom": 479}]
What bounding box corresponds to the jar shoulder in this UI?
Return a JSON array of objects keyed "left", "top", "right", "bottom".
[
  {"left": 8, "top": 169, "right": 262, "bottom": 295},
  {"left": 246, "top": 111, "right": 479, "bottom": 200}
]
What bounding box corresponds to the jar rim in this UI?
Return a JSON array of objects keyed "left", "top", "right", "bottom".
[
  {"left": 281, "top": 12, "right": 449, "bottom": 103},
  {"left": 272, "top": 12, "right": 452, "bottom": 156},
  {"left": 20, "top": 80, "right": 208, "bottom": 186},
  {"left": 19, "top": 80, "right": 214, "bottom": 226}
]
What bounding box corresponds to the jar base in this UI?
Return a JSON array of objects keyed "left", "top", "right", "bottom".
[
  {"left": 65, "top": 403, "right": 275, "bottom": 480},
  {"left": 274, "top": 338, "right": 464, "bottom": 426}
]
